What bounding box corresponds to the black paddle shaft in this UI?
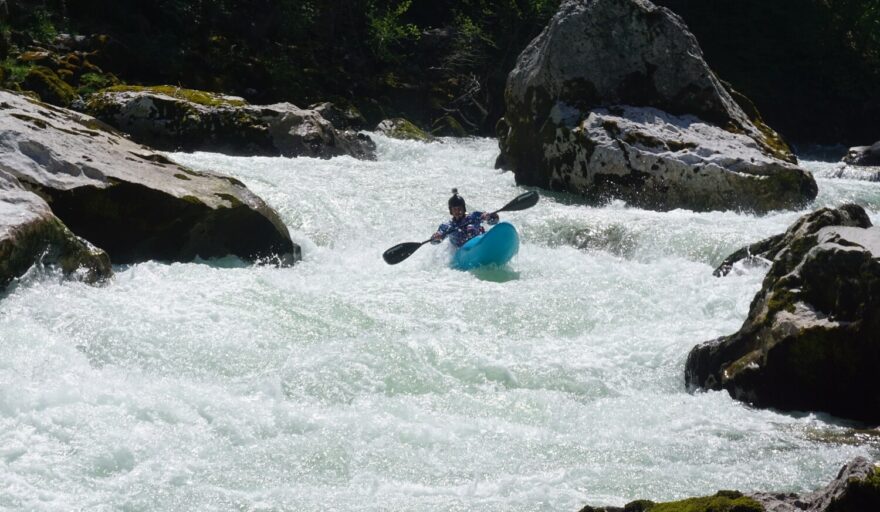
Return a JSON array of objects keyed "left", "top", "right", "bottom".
[{"left": 382, "top": 191, "right": 539, "bottom": 265}]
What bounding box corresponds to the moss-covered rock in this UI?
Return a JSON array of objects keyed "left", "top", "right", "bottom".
[
  {"left": 85, "top": 86, "right": 376, "bottom": 159},
  {"left": 375, "top": 117, "right": 436, "bottom": 142},
  {"left": 22, "top": 65, "right": 76, "bottom": 106},
  {"left": 432, "top": 114, "right": 468, "bottom": 137},
  {"left": 579, "top": 459, "right": 880, "bottom": 512},
  {"left": 687, "top": 205, "right": 880, "bottom": 424}
]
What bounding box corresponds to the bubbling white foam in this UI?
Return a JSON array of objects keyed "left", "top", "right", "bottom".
[{"left": 1, "top": 136, "right": 877, "bottom": 511}]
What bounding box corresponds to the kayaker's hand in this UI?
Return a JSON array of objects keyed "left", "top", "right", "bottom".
[
  {"left": 481, "top": 212, "right": 499, "bottom": 224},
  {"left": 430, "top": 233, "right": 443, "bottom": 245}
]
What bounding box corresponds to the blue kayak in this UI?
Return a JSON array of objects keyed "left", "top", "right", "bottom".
[{"left": 451, "top": 222, "right": 520, "bottom": 270}]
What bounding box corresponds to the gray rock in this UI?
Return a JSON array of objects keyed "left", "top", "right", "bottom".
[
  {"left": 750, "top": 457, "right": 880, "bottom": 511},
  {"left": 537, "top": 106, "right": 816, "bottom": 212},
  {"left": 85, "top": 87, "right": 376, "bottom": 160},
  {"left": 842, "top": 140, "right": 880, "bottom": 167},
  {"left": 576, "top": 458, "right": 880, "bottom": 512},
  {"left": 309, "top": 101, "right": 367, "bottom": 131},
  {"left": 0, "top": 89, "right": 299, "bottom": 265},
  {"left": 686, "top": 205, "right": 880, "bottom": 424},
  {"left": 713, "top": 204, "right": 871, "bottom": 276},
  {"left": 375, "top": 117, "right": 436, "bottom": 142},
  {"left": 497, "top": 0, "right": 815, "bottom": 212},
  {"left": 1, "top": 173, "right": 111, "bottom": 290}
]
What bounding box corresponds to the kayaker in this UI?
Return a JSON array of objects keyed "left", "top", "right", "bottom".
[{"left": 430, "top": 189, "right": 499, "bottom": 247}]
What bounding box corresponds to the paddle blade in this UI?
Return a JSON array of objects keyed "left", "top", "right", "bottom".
[
  {"left": 383, "top": 241, "right": 425, "bottom": 265},
  {"left": 496, "top": 191, "right": 539, "bottom": 213}
]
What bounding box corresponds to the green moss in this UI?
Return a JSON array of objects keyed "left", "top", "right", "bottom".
[
  {"left": 22, "top": 66, "right": 77, "bottom": 107},
  {"left": 766, "top": 288, "right": 798, "bottom": 315},
  {"left": 214, "top": 192, "right": 243, "bottom": 207},
  {"left": 646, "top": 491, "right": 763, "bottom": 512},
  {"left": 381, "top": 117, "right": 432, "bottom": 141},
  {"left": 76, "top": 72, "right": 119, "bottom": 96},
  {"left": 102, "top": 85, "right": 248, "bottom": 108},
  {"left": 181, "top": 195, "right": 205, "bottom": 205},
  {"left": 174, "top": 173, "right": 191, "bottom": 181}
]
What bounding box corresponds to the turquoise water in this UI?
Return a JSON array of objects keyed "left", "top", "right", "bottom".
[{"left": 1, "top": 136, "right": 878, "bottom": 511}]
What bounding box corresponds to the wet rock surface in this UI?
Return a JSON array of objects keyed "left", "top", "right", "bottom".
[{"left": 687, "top": 205, "right": 880, "bottom": 424}]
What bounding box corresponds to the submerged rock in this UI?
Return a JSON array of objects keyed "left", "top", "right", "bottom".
[
  {"left": 0, "top": 89, "right": 299, "bottom": 265},
  {"left": 497, "top": 0, "right": 816, "bottom": 212},
  {"left": 687, "top": 205, "right": 880, "bottom": 424},
  {"left": 842, "top": 141, "right": 880, "bottom": 167},
  {"left": 1, "top": 173, "right": 111, "bottom": 290},
  {"left": 85, "top": 86, "right": 376, "bottom": 160}
]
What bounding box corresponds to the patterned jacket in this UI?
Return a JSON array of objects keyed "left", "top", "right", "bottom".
[{"left": 433, "top": 212, "right": 499, "bottom": 248}]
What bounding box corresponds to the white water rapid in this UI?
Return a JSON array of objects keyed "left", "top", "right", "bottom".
[{"left": 2, "top": 135, "right": 879, "bottom": 511}]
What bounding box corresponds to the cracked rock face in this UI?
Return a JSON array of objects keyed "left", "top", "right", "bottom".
[
  {"left": 85, "top": 88, "right": 377, "bottom": 160},
  {"left": 0, "top": 89, "right": 299, "bottom": 266},
  {"left": 497, "top": 0, "right": 816, "bottom": 212},
  {"left": 686, "top": 205, "right": 880, "bottom": 424}
]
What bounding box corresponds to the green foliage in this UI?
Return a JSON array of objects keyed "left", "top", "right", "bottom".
[
  {"left": 367, "top": 0, "right": 420, "bottom": 63},
  {"left": 1, "top": 57, "right": 33, "bottom": 84},
  {"left": 76, "top": 72, "right": 116, "bottom": 96},
  {"left": 826, "top": 0, "right": 880, "bottom": 76}
]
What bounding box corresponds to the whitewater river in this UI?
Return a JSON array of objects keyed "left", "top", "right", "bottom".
[{"left": 2, "top": 135, "right": 879, "bottom": 511}]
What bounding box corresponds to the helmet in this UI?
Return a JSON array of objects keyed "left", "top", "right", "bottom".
[{"left": 448, "top": 188, "right": 466, "bottom": 209}]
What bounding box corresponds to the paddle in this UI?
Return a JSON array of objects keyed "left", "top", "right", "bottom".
[{"left": 382, "top": 191, "right": 539, "bottom": 265}]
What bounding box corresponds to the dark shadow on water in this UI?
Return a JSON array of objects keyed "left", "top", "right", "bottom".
[
  {"left": 469, "top": 265, "right": 520, "bottom": 282},
  {"left": 793, "top": 143, "right": 848, "bottom": 162}
]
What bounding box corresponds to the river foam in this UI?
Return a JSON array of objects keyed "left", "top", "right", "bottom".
[{"left": 1, "top": 136, "right": 878, "bottom": 511}]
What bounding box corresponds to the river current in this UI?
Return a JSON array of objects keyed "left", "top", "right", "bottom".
[{"left": 2, "top": 136, "right": 879, "bottom": 511}]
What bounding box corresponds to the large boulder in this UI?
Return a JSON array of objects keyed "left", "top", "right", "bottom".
[
  {"left": 842, "top": 141, "right": 880, "bottom": 167},
  {"left": 1, "top": 173, "right": 111, "bottom": 289},
  {"left": 84, "top": 86, "right": 377, "bottom": 159},
  {"left": 497, "top": 0, "right": 817, "bottom": 212},
  {"left": 0, "top": 89, "right": 299, "bottom": 265},
  {"left": 686, "top": 205, "right": 880, "bottom": 424}
]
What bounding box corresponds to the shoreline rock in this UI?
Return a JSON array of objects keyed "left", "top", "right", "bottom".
[
  {"left": 577, "top": 457, "right": 880, "bottom": 512},
  {"left": 686, "top": 205, "right": 880, "bottom": 425},
  {"left": 84, "top": 86, "right": 377, "bottom": 160},
  {"left": 1, "top": 89, "right": 300, "bottom": 266}
]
